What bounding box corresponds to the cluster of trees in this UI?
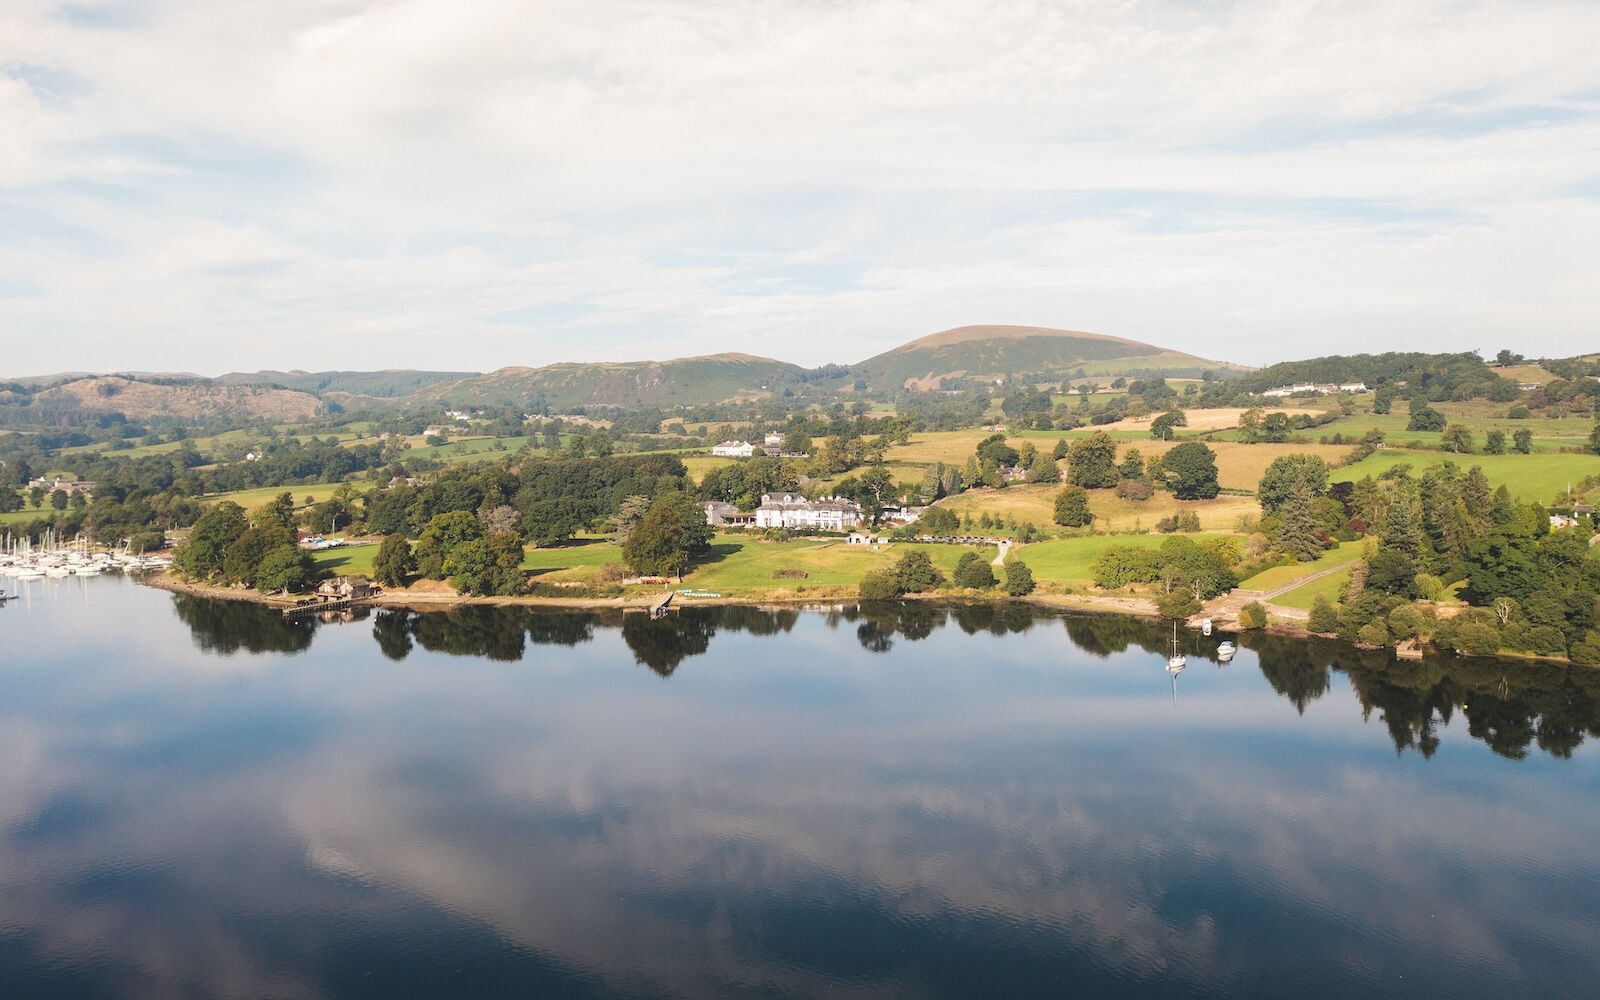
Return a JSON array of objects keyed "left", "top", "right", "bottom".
[
  {"left": 1091, "top": 535, "right": 1243, "bottom": 618},
  {"left": 1282, "top": 456, "right": 1600, "bottom": 663},
  {"left": 859, "top": 549, "right": 1035, "bottom": 600},
  {"left": 1237, "top": 406, "right": 1337, "bottom": 443},
  {"left": 173, "top": 495, "right": 317, "bottom": 594},
  {"left": 1049, "top": 436, "right": 1219, "bottom": 529}
]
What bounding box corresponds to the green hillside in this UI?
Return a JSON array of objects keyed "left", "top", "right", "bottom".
[
  {"left": 218, "top": 370, "right": 476, "bottom": 398},
  {"left": 414, "top": 353, "right": 809, "bottom": 410},
  {"left": 850, "top": 325, "right": 1235, "bottom": 390}
]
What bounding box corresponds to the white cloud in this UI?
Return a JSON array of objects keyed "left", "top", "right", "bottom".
[{"left": 1, "top": 0, "right": 1598, "bottom": 373}]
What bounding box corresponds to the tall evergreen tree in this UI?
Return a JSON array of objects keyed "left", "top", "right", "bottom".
[{"left": 1278, "top": 484, "right": 1324, "bottom": 562}]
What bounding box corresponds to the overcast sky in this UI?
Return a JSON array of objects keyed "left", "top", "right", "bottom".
[{"left": 2, "top": 0, "right": 1597, "bottom": 376}]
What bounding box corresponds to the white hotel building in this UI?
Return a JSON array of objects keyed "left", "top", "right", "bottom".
[{"left": 754, "top": 493, "right": 863, "bottom": 531}]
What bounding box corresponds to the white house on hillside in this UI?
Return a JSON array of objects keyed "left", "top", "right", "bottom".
[
  {"left": 763, "top": 432, "right": 785, "bottom": 449},
  {"left": 712, "top": 440, "right": 755, "bottom": 458},
  {"left": 755, "top": 493, "right": 862, "bottom": 531}
]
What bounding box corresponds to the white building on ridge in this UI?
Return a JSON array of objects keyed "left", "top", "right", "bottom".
[{"left": 712, "top": 440, "right": 755, "bottom": 458}]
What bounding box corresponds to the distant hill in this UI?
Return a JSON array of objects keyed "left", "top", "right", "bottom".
[
  {"left": 216, "top": 369, "right": 477, "bottom": 399},
  {"left": 850, "top": 325, "right": 1236, "bottom": 390},
  {"left": 414, "top": 354, "right": 810, "bottom": 410},
  {"left": 33, "top": 376, "right": 323, "bottom": 422}
]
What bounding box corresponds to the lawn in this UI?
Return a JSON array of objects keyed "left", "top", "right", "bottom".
[
  {"left": 1015, "top": 532, "right": 1231, "bottom": 583},
  {"left": 521, "top": 536, "right": 627, "bottom": 581},
  {"left": 514, "top": 533, "right": 997, "bottom": 591},
  {"left": 684, "top": 537, "right": 994, "bottom": 592},
  {"left": 311, "top": 543, "right": 379, "bottom": 576},
  {"left": 1330, "top": 450, "right": 1600, "bottom": 503},
  {"left": 1274, "top": 568, "right": 1353, "bottom": 610},
  {"left": 1238, "top": 541, "right": 1365, "bottom": 592},
  {"left": 0, "top": 506, "right": 52, "bottom": 525}
]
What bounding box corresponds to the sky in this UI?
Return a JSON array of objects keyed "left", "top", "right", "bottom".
[{"left": 2, "top": 0, "right": 1598, "bottom": 376}]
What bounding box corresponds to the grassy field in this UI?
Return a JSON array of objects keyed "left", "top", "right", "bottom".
[
  {"left": 1238, "top": 541, "right": 1365, "bottom": 592},
  {"left": 516, "top": 533, "right": 997, "bottom": 591},
  {"left": 521, "top": 536, "right": 627, "bottom": 580},
  {"left": 1274, "top": 568, "right": 1353, "bottom": 610},
  {"left": 679, "top": 454, "right": 738, "bottom": 483},
  {"left": 1014, "top": 532, "right": 1231, "bottom": 583},
  {"left": 404, "top": 435, "right": 533, "bottom": 462},
  {"left": 685, "top": 538, "right": 992, "bottom": 591},
  {"left": 0, "top": 506, "right": 50, "bottom": 525},
  {"left": 884, "top": 431, "right": 1353, "bottom": 492},
  {"left": 203, "top": 484, "right": 351, "bottom": 508},
  {"left": 311, "top": 543, "right": 379, "bottom": 576},
  {"left": 935, "top": 483, "right": 1256, "bottom": 533},
  {"left": 1330, "top": 450, "right": 1600, "bottom": 503}
]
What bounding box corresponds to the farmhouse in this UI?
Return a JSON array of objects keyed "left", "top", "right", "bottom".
[
  {"left": 754, "top": 493, "right": 863, "bottom": 531},
  {"left": 1261, "top": 382, "right": 1366, "bottom": 398},
  {"left": 316, "top": 577, "right": 375, "bottom": 601},
  {"left": 763, "top": 432, "right": 785, "bottom": 449},
  {"left": 712, "top": 440, "right": 755, "bottom": 458},
  {"left": 702, "top": 501, "right": 755, "bottom": 527},
  {"left": 28, "top": 477, "right": 96, "bottom": 496}
]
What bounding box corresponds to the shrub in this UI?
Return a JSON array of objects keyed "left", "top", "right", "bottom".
[
  {"left": 1159, "top": 590, "right": 1202, "bottom": 620},
  {"left": 1238, "top": 601, "right": 1268, "bottom": 629},
  {"left": 1451, "top": 622, "right": 1504, "bottom": 657},
  {"left": 1414, "top": 573, "right": 1448, "bottom": 602},
  {"left": 1524, "top": 625, "right": 1568, "bottom": 656},
  {"left": 1115, "top": 479, "right": 1153, "bottom": 501},
  {"left": 1386, "top": 604, "right": 1423, "bottom": 640},
  {"left": 1307, "top": 597, "right": 1340, "bottom": 633},
  {"left": 1004, "top": 560, "right": 1036, "bottom": 596},
  {"left": 600, "top": 562, "right": 630, "bottom": 582},
  {"left": 954, "top": 552, "right": 997, "bottom": 589},
  {"left": 859, "top": 570, "right": 901, "bottom": 600},
  {"left": 1155, "top": 511, "right": 1201, "bottom": 534},
  {"left": 1357, "top": 621, "right": 1391, "bottom": 647},
  {"left": 1571, "top": 630, "right": 1600, "bottom": 666}
]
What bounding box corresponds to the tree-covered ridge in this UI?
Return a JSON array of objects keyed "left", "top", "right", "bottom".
[{"left": 1233, "top": 352, "right": 1501, "bottom": 400}]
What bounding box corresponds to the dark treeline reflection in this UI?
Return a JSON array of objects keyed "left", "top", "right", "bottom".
[
  {"left": 173, "top": 597, "right": 1600, "bottom": 761},
  {"left": 173, "top": 595, "right": 315, "bottom": 655}
]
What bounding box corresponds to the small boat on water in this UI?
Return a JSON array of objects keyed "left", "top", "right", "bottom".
[
  {"left": 1166, "top": 622, "right": 1186, "bottom": 674},
  {"left": 1216, "top": 640, "right": 1236, "bottom": 661},
  {"left": 1201, "top": 617, "right": 1213, "bottom": 637}
]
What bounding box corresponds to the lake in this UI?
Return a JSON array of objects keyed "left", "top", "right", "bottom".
[{"left": 2, "top": 575, "right": 1598, "bottom": 998}]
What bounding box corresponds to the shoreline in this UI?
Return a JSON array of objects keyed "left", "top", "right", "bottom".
[
  {"left": 135, "top": 571, "right": 1337, "bottom": 643},
  {"left": 131, "top": 571, "right": 1597, "bottom": 668}
]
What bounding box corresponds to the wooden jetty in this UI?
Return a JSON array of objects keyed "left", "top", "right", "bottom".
[
  {"left": 282, "top": 576, "right": 379, "bottom": 617},
  {"left": 648, "top": 592, "right": 675, "bottom": 618}
]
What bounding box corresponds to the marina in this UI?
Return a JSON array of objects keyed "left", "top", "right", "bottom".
[{"left": 0, "top": 530, "right": 173, "bottom": 583}]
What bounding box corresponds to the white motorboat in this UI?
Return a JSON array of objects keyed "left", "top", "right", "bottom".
[
  {"left": 1216, "top": 640, "right": 1236, "bottom": 661},
  {"left": 1201, "top": 617, "right": 1213, "bottom": 636}
]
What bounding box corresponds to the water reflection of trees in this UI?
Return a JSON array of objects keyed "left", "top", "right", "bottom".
[
  {"left": 1343, "top": 654, "right": 1600, "bottom": 761},
  {"left": 171, "top": 596, "right": 314, "bottom": 655},
  {"left": 172, "top": 595, "right": 1600, "bottom": 760},
  {"left": 621, "top": 611, "right": 715, "bottom": 677}
]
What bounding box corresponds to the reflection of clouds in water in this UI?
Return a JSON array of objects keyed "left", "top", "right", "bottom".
[{"left": 1, "top": 583, "right": 1598, "bottom": 996}]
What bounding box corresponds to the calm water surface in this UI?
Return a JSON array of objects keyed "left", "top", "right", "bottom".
[{"left": 2, "top": 575, "right": 1598, "bottom": 998}]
